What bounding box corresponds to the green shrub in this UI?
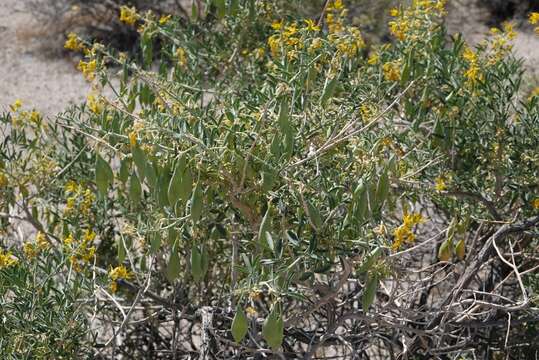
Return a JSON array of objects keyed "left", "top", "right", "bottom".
[{"left": 1, "top": 0, "right": 539, "bottom": 358}]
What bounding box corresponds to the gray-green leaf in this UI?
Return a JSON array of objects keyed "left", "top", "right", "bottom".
[{"left": 231, "top": 305, "right": 249, "bottom": 343}]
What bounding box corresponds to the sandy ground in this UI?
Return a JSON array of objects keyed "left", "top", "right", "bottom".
[
  {"left": 0, "top": 0, "right": 90, "bottom": 116},
  {"left": 0, "top": 0, "right": 538, "bottom": 118}
]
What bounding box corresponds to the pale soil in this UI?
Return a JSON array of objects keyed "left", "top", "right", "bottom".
[
  {"left": 0, "top": 0, "right": 538, "bottom": 117},
  {"left": 0, "top": 0, "right": 90, "bottom": 116}
]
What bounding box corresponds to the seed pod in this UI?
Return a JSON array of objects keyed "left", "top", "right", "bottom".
[
  {"left": 262, "top": 308, "right": 284, "bottom": 350},
  {"left": 438, "top": 239, "right": 452, "bottom": 262},
  {"left": 455, "top": 239, "right": 465, "bottom": 261},
  {"left": 95, "top": 154, "right": 113, "bottom": 196},
  {"left": 231, "top": 305, "right": 249, "bottom": 343},
  {"left": 166, "top": 246, "right": 181, "bottom": 282},
  {"left": 362, "top": 273, "right": 378, "bottom": 312}
]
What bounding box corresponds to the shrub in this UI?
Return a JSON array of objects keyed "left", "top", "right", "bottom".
[{"left": 1, "top": 0, "right": 539, "bottom": 358}]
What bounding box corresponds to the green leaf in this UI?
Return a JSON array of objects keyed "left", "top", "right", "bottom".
[
  {"left": 117, "top": 239, "right": 126, "bottom": 262},
  {"left": 129, "top": 172, "right": 142, "bottom": 205},
  {"left": 131, "top": 145, "right": 146, "bottom": 181},
  {"left": 375, "top": 167, "right": 390, "bottom": 207},
  {"left": 168, "top": 156, "right": 191, "bottom": 207},
  {"left": 150, "top": 232, "right": 161, "bottom": 254},
  {"left": 191, "top": 245, "right": 208, "bottom": 282},
  {"left": 190, "top": 183, "right": 203, "bottom": 222},
  {"left": 231, "top": 304, "right": 249, "bottom": 343},
  {"left": 166, "top": 246, "right": 181, "bottom": 282},
  {"left": 362, "top": 273, "right": 378, "bottom": 312},
  {"left": 320, "top": 77, "right": 338, "bottom": 108},
  {"left": 354, "top": 181, "right": 369, "bottom": 222},
  {"left": 145, "top": 161, "right": 158, "bottom": 191},
  {"left": 261, "top": 171, "right": 275, "bottom": 192},
  {"left": 306, "top": 200, "right": 323, "bottom": 231},
  {"left": 168, "top": 227, "right": 178, "bottom": 246},
  {"left": 278, "top": 98, "right": 290, "bottom": 132},
  {"left": 357, "top": 247, "right": 381, "bottom": 274},
  {"left": 229, "top": 0, "right": 239, "bottom": 15},
  {"left": 258, "top": 204, "right": 271, "bottom": 245},
  {"left": 95, "top": 153, "right": 113, "bottom": 196},
  {"left": 214, "top": 0, "right": 226, "bottom": 18},
  {"left": 119, "top": 157, "right": 130, "bottom": 183},
  {"left": 262, "top": 308, "right": 284, "bottom": 350}
]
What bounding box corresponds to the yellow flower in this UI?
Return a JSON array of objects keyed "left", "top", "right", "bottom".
[
  {"left": 268, "top": 34, "right": 281, "bottom": 58},
  {"left": 304, "top": 19, "right": 320, "bottom": 32},
  {"left": 502, "top": 21, "right": 517, "bottom": 40},
  {"left": 109, "top": 265, "right": 132, "bottom": 281},
  {"left": 176, "top": 47, "right": 187, "bottom": 67},
  {"left": 29, "top": 110, "right": 41, "bottom": 125},
  {"left": 10, "top": 99, "right": 22, "bottom": 112},
  {"left": 78, "top": 59, "right": 97, "bottom": 81},
  {"left": 392, "top": 212, "right": 424, "bottom": 251},
  {"left": 64, "top": 32, "right": 83, "bottom": 51},
  {"left": 462, "top": 46, "right": 477, "bottom": 63},
  {"left": 245, "top": 306, "right": 258, "bottom": 317},
  {"left": 271, "top": 19, "right": 283, "bottom": 30},
  {"left": 23, "top": 242, "right": 38, "bottom": 260},
  {"left": 129, "top": 130, "right": 138, "bottom": 147},
  {"left": 36, "top": 231, "right": 49, "bottom": 250},
  {"left": 0, "top": 172, "right": 8, "bottom": 188},
  {"left": 110, "top": 281, "right": 118, "bottom": 293},
  {"left": 159, "top": 14, "right": 172, "bottom": 25},
  {"left": 64, "top": 233, "right": 75, "bottom": 246},
  {"left": 330, "top": 0, "right": 344, "bottom": 11},
  {"left": 120, "top": 6, "right": 138, "bottom": 26},
  {"left": 0, "top": 249, "right": 18, "bottom": 269},
  {"left": 383, "top": 61, "right": 401, "bottom": 82},
  {"left": 532, "top": 198, "right": 539, "bottom": 209},
  {"left": 434, "top": 176, "right": 446, "bottom": 191},
  {"left": 464, "top": 63, "right": 480, "bottom": 84},
  {"left": 529, "top": 87, "right": 539, "bottom": 99},
  {"left": 87, "top": 94, "right": 103, "bottom": 114},
  {"left": 283, "top": 23, "right": 298, "bottom": 38},
  {"left": 529, "top": 12, "right": 539, "bottom": 25},
  {"left": 309, "top": 37, "right": 322, "bottom": 53},
  {"left": 252, "top": 47, "right": 265, "bottom": 61},
  {"left": 367, "top": 52, "right": 379, "bottom": 65},
  {"left": 389, "top": 8, "right": 399, "bottom": 17}
]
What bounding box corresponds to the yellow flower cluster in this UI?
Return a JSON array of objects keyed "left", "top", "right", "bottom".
[
  {"left": 176, "top": 47, "right": 188, "bottom": 68},
  {"left": 78, "top": 59, "right": 97, "bottom": 81},
  {"left": 533, "top": 198, "right": 539, "bottom": 210},
  {"left": 159, "top": 14, "right": 172, "bottom": 25},
  {"left": 68, "top": 229, "right": 97, "bottom": 272},
  {"left": 22, "top": 242, "right": 38, "bottom": 259},
  {"left": 530, "top": 12, "right": 539, "bottom": 34},
  {"left": 388, "top": 0, "right": 446, "bottom": 42},
  {"left": 9, "top": 99, "right": 43, "bottom": 128},
  {"left": 434, "top": 176, "right": 447, "bottom": 191},
  {"left": 383, "top": 60, "right": 401, "bottom": 82},
  {"left": 36, "top": 231, "right": 50, "bottom": 250},
  {"left": 120, "top": 6, "right": 138, "bottom": 26},
  {"left": 486, "top": 22, "right": 517, "bottom": 65},
  {"left": 462, "top": 46, "right": 481, "bottom": 86},
  {"left": 64, "top": 181, "right": 96, "bottom": 217},
  {"left": 0, "top": 248, "right": 18, "bottom": 269},
  {"left": 64, "top": 32, "right": 85, "bottom": 52},
  {"left": 326, "top": 0, "right": 346, "bottom": 34},
  {"left": 87, "top": 93, "right": 104, "bottom": 114},
  {"left": 109, "top": 264, "right": 132, "bottom": 293},
  {"left": 392, "top": 212, "right": 424, "bottom": 251}
]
